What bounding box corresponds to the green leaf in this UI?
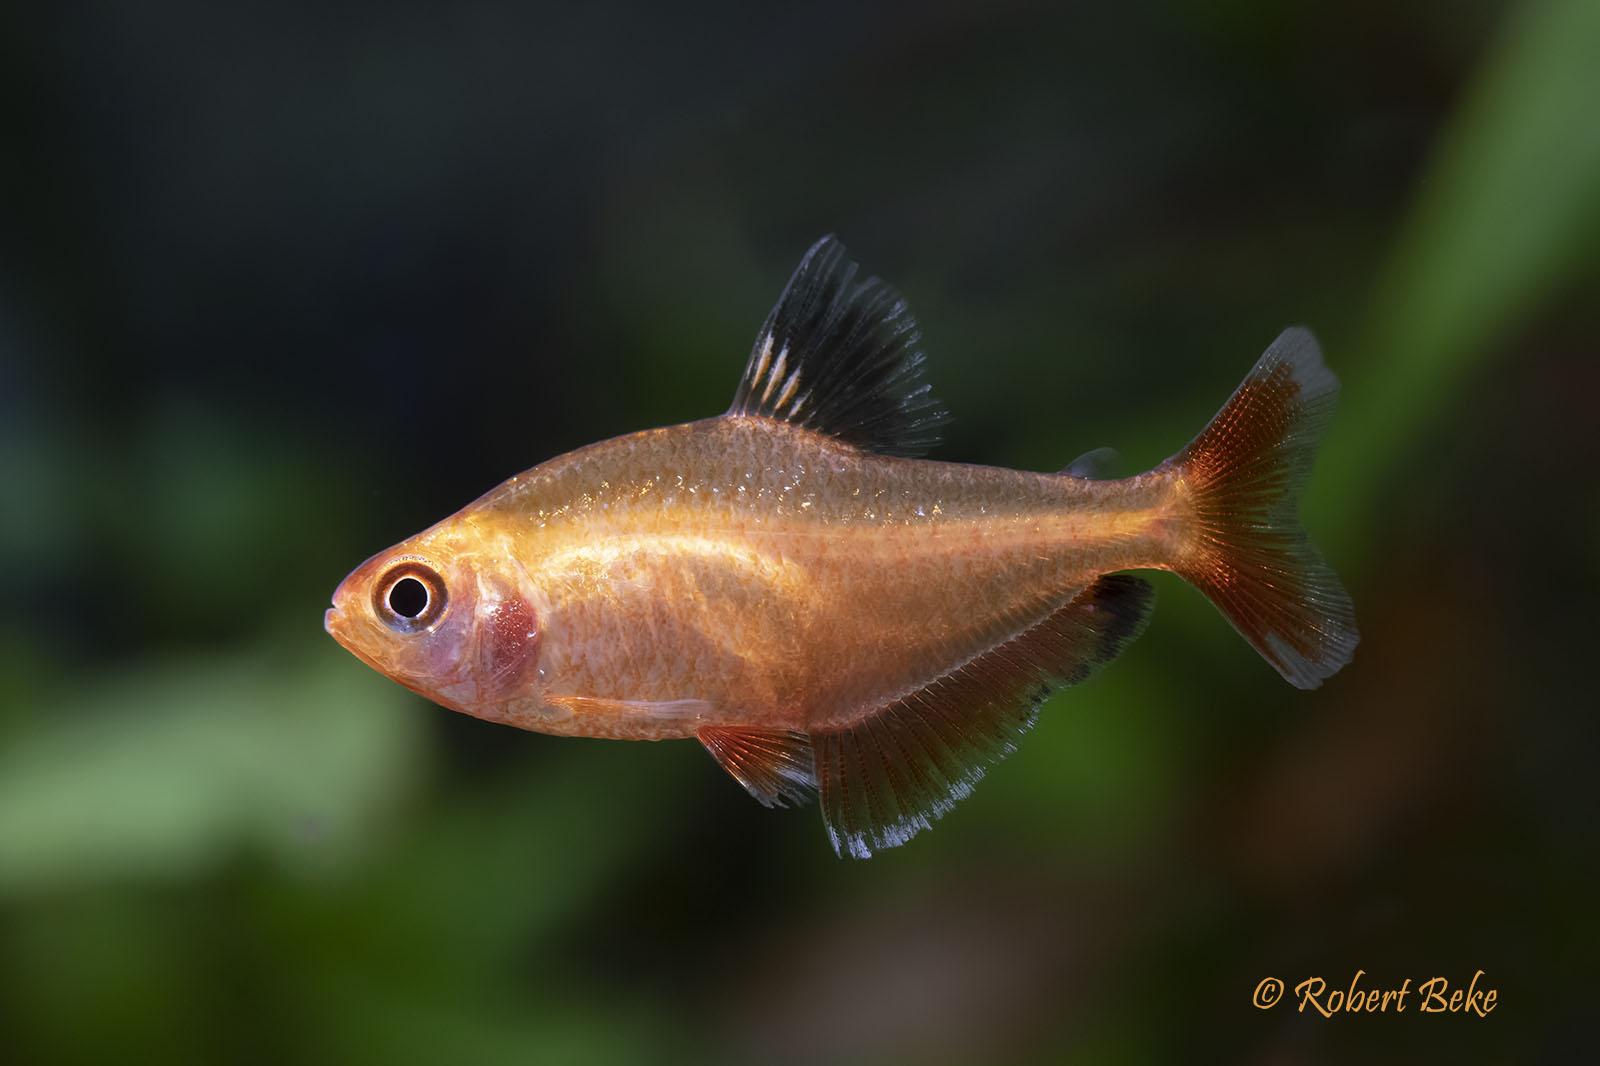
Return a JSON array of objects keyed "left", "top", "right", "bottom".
[
  {"left": 1314, "top": 0, "right": 1600, "bottom": 543},
  {"left": 0, "top": 644, "right": 424, "bottom": 895}
]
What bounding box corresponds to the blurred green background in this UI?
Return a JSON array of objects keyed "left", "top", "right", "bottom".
[{"left": 3, "top": 0, "right": 1596, "bottom": 1062}]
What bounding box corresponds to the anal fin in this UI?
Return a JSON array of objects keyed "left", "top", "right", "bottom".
[{"left": 814, "top": 574, "right": 1154, "bottom": 858}]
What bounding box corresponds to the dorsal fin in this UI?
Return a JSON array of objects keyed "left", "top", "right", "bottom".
[
  {"left": 812, "top": 574, "right": 1154, "bottom": 858},
  {"left": 727, "top": 236, "right": 948, "bottom": 457}
]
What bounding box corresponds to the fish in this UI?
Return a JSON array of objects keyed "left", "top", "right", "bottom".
[{"left": 325, "top": 236, "right": 1358, "bottom": 858}]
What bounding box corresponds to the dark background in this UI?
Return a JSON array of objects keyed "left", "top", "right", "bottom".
[{"left": 3, "top": 1, "right": 1596, "bottom": 1062}]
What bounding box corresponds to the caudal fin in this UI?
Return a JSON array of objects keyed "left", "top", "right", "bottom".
[{"left": 1167, "top": 327, "right": 1358, "bottom": 688}]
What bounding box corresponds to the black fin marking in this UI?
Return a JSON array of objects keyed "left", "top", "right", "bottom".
[
  {"left": 728, "top": 236, "right": 948, "bottom": 457},
  {"left": 1167, "top": 326, "right": 1359, "bottom": 688},
  {"left": 699, "top": 726, "right": 817, "bottom": 808},
  {"left": 1063, "top": 446, "right": 1121, "bottom": 479},
  {"left": 812, "top": 574, "right": 1154, "bottom": 859}
]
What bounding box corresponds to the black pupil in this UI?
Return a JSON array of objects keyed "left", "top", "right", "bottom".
[{"left": 388, "top": 576, "right": 430, "bottom": 619}]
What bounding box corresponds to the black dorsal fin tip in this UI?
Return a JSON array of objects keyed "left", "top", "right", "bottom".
[{"left": 728, "top": 236, "right": 949, "bottom": 457}]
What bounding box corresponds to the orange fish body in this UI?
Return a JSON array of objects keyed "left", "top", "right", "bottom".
[{"left": 327, "top": 237, "right": 1357, "bottom": 856}]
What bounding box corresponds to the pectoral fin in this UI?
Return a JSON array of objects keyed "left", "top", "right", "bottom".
[{"left": 544, "top": 695, "right": 713, "bottom": 737}]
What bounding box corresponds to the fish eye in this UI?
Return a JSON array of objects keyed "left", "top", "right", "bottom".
[
  {"left": 388, "top": 577, "right": 429, "bottom": 617},
  {"left": 373, "top": 561, "right": 447, "bottom": 633}
]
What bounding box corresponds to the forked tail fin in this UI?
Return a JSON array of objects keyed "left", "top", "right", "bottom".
[{"left": 1167, "top": 327, "right": 1358, "bottom": 688}]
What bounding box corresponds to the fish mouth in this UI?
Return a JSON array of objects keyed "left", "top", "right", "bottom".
[{"left": 324, "top": 605, "right": 344, "bottom": 637}]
